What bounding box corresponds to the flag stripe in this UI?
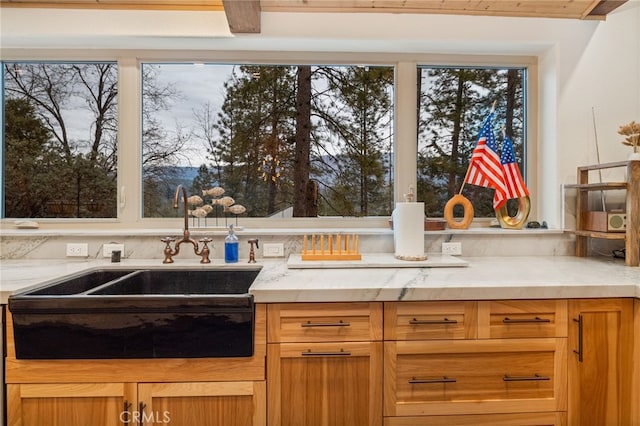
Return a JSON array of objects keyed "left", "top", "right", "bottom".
[
  {"left": 499, "top": 136, "right": 529, "bottom": 200},
  {"left": 463, "top": 114, "right": 507, "bottom": 209}
]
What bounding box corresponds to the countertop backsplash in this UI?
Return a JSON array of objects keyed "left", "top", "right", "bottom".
[{"left": 0, "top": 228, "right": 575, "bottom": 261}]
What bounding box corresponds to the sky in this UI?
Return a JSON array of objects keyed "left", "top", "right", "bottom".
[{"left": 148, "top": 63, "right": 235, "bottom": 167}]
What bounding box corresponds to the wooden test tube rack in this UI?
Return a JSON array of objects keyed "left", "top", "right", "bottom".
[{"left": 301, "top": 233, "right": 362, "bottom": 261}]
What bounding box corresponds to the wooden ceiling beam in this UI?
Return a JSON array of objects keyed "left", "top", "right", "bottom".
[
  {"left": 222, "top": 0, "right": 260, "bottom": 33},
  {"left": 585, "top": 0, "right": 628, "bottom": 19}
]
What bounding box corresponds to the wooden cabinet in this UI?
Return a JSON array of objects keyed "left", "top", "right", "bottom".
[
  {"left": 138, "top": 381, "right": 265, "bottom": 426},
  {"left": 8, "top": 381, "right": 265, "bottom": 426},
  {"left": 477, "top": 299, "right": 567, "bottom": 339},
  {"left": 384, "top": 300, "right": 567, "bottom": 425},
  {"left": 384, "top": 412, "right": 566, "bottom": 426},
  {"left": 384, "top": 338, "right": 566, "bottom": 417},
  {"left": 567, "top": 160, "right": 640, "bottom": 266},
  {"left": 568, "top": 298, "right": 634, "bottom": 425},
  {"left": 5, "top": 305, "right": 268, "bottom": 426},
  {"left": 384, "top": 301, "right": 477, "bottom": 340},
  {"left": 6, "top": 297, "right": 637, "bottom": 426},
  {"left": 7, "top": 382, "right": 135, "bottom": 426},
  {"left": 635, "top": 300, "right": 640, "bottom": 426},
  {"left": 267, "top": 302, "right": 383, "bottom": 426}
]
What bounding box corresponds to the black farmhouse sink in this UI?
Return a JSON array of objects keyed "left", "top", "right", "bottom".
[{"left": 9, "top": 268, "right": 260, "bottom": 360}]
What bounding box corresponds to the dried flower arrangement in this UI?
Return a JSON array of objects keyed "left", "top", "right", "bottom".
[{"left": 618, "top": 120, "right": 640, "bottom": 154}]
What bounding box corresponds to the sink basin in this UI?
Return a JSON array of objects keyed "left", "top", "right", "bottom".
[
  {"left": 9, "top": 268, "right": 260, "bottom": 360},
  {"left": 88, "top": 269, "right": 258, "bottom": 295},
  {"left": 25, "top": 269, "right": 133, "bottom": 295}
]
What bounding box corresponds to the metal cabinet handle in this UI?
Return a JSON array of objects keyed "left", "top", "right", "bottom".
[
  {"left": 573, "top": 315, "right": 584, "bottom": 362},
  {"left": 503, "top": 316, "right": 551, "bottom": 323},
  {"left": 138, "top": 402, "right": 146, "bottom": 426},
  {"left": 409, "top": 318, "right": 458, "bottom": 325},
  {"left": 409, "top": 376, "right": 457, "bottom": 384},
  {"left": 301, "top": 349, "right": 351, "bottom": 356},
  {"left": 301, "top": 320, "right": 351, "bottom": 327},
  {"left": 503, "top": 374, "right": 550, "bottom": 382},
  {"left": 122, "top": 400, "right": 132, "bottom": 424}
]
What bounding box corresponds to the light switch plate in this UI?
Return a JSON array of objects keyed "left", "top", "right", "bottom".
[{"left": 263, "top": 243, "right": 285, "bottom": 257}]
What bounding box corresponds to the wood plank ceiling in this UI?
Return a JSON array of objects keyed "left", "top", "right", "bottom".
[{"left": 0, "top": 0, "right": 629, "bottom": 34}]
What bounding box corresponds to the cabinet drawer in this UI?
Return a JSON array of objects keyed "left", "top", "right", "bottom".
[
  {"left": 267, "top": 302, "right": 383, "bottom": 343},
  {"left": 384, "top": 338, "right": 567, "bottom": 417},
  {"left": 384, "top": 302, "right": 477, "bottom": 340},
  {"left": 384, "top": 412, "right": 566, "bottom": 426},
  {"left": 478, "top": 300, "right": 567, "bottom": 339}
]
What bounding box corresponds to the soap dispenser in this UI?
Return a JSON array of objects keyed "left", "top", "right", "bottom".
[{"left": 224, "top": 224, "right": 239, "bottom": 263}]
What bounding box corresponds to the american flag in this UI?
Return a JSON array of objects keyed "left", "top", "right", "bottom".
[
  {"left": 500, "top": 135, "right": 529, "bottom": 199},
  {"left": 464, "top": 113, "right": 507, "bottom": 209}
]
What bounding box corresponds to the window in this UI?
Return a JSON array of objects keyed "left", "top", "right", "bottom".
[
  {"left": 2, "top": 62, "right": 118, "bottom": 219},
  {"left": 141, "top": 63, "right": 394, "bottom": 220},
  {"left": 1, "top": 54, "right": 533, "bottom": 228},
  {"left": 417, "top": 66, "right": 526, "bottom": 218}
]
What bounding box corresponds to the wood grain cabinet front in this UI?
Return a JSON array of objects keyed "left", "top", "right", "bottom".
[
  {"left": 384, "top": 338, "right": 567, "bottom": 417},
  {"left": 568, "top": 298, "right": 634, "bottom": 426},
  {"left": 267, "top": 302, "right": 382, "bottom": 343},
  {"left": 383, "top": 300, "right": 569, "bottom": 425},
  {"left": 384, "top": 301, "right": 477, "bottom": 341},
  {"left": 8, "top": 381, "right": 265, "bottom": 426},
  {"left": 137, "top": 381, "right": 266, "bottom": 426},
  {"left": 384, "top": 412, "right": 566, "bottom": 426},
  {"left": 267, "top": 302, "right": 383, "bottom": 426},
  {"left": 478, "top": 300, "right": 568, "bottom": 339},
  {"left": 7, "top": 383, "right": 136, "bottom": 426}
]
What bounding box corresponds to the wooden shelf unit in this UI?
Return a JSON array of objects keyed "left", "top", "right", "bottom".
[{"left": 567, "top": 160, "right": 639, "bottom": 266}]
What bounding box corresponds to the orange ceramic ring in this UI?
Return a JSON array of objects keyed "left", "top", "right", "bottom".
[
  {"left": 495, "top": 195, "right": 531, "bottom": 229},
  {"left": 444, "top": 194, "right": 474, "bottom": 229}
]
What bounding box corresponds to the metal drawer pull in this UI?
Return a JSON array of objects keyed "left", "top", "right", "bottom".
[
  {"left": 122, "top": 400, "right": 132, "bottom": 424},
  {"left": 410, "top": 318, "right": 458, "bottom": 325},
  {"left": 503, "top": 374, "right": 550, "bottom": 382},
  {"left": 409, "top": 376, "right": 457, "bottom": 384},
  {"left": 302, "top": 349, "right": 351, "bottom": 356},
  {"left": 573, "top": 315, "right": 584, "bottom": 362},
  {"left": 301, "top": 320, "right": 351, "bottom": 327},
  {"left": 503, "top": 317, "right": 551, "bottom": 323},
  {"left": 139, "top": 402, "right": 147, "bottom": 426}
]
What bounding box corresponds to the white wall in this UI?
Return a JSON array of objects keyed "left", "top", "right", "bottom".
[{"left": 1, "top": 2, "right": 639, "bottom": 227}]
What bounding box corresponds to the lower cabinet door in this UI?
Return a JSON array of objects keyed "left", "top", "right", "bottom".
[
  {"left": 137, "top": 381, "right": 266, "bottom": 426},
  {"left": 267, "top": 341, "right": 383, "bottom": 426},
  {"left": 384, "top": 412, "right": 566, "bottom": 426},
  {"left": 7, "top": 382, "right": 136, "bottom": 426},
  {"left": 384, "top": 338, "right": 567, "bottom": 417},
  {"left": 568, "top": 298, "right": 634, "bottom": 426}
]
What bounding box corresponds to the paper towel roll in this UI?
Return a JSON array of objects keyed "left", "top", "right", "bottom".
[{"left": 392, "top": 202, "right": 427, "bottom": 261}]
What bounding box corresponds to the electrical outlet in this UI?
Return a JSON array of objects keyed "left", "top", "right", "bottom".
[
  {"left": 103, "top": 243, "right": 125, "bottom": 258},
  {"left": 263, "top": 243, "right": 285, "bottom": 257},
  {"left": 442, "top": 242, "right": 462, "bottom": 256},
  {"left": 66, "top": 243, "right": 89, "bottom": 257}
]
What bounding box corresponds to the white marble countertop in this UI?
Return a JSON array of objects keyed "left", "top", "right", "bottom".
[{"left": 1, "top": 255, "right": 639, "bottom": 304}]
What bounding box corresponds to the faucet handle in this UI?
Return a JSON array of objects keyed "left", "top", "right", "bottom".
[
  {"left": 247, "top": 239, "right": 259, "bottom": 263},
  {"left": 161, "top": 237, "right": 177, "bottom": 264},
  {"left": 198, "top": 238, "right": 213, "bottom": 264}
]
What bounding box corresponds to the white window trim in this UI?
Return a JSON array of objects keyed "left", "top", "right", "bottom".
[{"left": 1, "top": 49, "right": 537, "bottom": 231}]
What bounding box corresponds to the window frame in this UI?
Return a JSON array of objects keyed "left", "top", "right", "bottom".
[{"left": 1, "top": 49, "right": 537, "bottom": 230}]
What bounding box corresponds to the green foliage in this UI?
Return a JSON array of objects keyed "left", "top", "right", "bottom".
[
  {"left": 417, "top": 67, "right": 525, "bottom": 218},
  {"left": 209, "top": 65, "right": 394, "bottom": 218}
]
